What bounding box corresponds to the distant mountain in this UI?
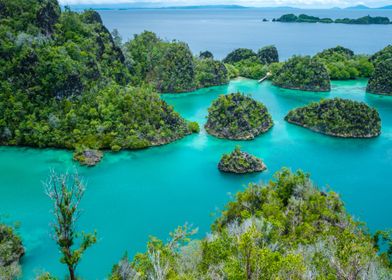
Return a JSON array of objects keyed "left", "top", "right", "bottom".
[
  {"left": 345, "top": 5, "right": 370, "bottom": 10},
  {"left": 344, "top": 4, "right": 392, "bottom": 10},
  {"left": 66, "top": 3, "right": 303, "bottom": 11}
]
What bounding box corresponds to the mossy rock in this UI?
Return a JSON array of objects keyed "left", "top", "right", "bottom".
[
  {"left": 73, "top": 149, "right": 103, "bottom": 167},
  {"left": 272, "top": 56, "right": 331, "bottom": 92},
  {"left": 205, "top": 93, "right": 273, "bottom": 140},
  {"left": 285, "top": 98, "right": 381, "bottom": 138},
  {"left": 218, "top": 147, "right": 266, "bottom": 174},
  {"left": 366, "top": 58, "right": 392, "bottom": 95},
  {"left": 0, "top": 223, "right": 24, "bottom": 266}
]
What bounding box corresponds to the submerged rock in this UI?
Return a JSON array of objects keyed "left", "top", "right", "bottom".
[
  {"left": 73, "top": 149, "right": 103, "bottom": 167},
  {"left": 205, "top": 93, "right": 273, "bottom": 140},
  {"left": 285, "top": 98, "right": 381, "bottom": 138},
  {"left": 218, "top": 147, "right": 267, "bottom": 174}
]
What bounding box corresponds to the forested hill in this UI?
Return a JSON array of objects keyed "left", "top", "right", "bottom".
[{"left": 0, "top": 0, "right": 195, "bottom": 161}]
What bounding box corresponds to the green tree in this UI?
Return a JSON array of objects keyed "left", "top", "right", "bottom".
[{"left": 45, "top": 171, "right": 97, "bottom": 280}]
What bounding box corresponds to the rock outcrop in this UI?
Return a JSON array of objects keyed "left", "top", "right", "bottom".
[{"left": 218, "top": 147, "right": 267, "bottom": 174}]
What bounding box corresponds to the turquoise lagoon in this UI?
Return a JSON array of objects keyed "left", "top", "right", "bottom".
[{"left": 1, "top": 79, "right": 391, "bottom": 279}]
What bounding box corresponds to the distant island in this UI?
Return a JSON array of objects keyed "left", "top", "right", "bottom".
[{"left": 273, "top": 14, "right": 391, "bottom": 24}]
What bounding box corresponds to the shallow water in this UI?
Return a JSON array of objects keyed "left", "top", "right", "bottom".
[
  {"left": 99, "top": 8, "right": 392, "bottom": 59},
  {"left": 1, "top": 79, "right": 391, "bottom": 279}
]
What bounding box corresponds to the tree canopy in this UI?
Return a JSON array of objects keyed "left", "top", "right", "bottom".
[
  {"left": 285, "top": 98, "right": 381, "bottom": 138},
  {"left": 0, "top": 0, "right": 195, "bottom": 163},
  {"left": 109, "top": 168, "right": 392, "bottom": 279},
  {"left": 367, "top": 58, "right": 392, "bottom": 95},
  {"left": 272, "top": 56, "right": 331, "bottom": 91},
  {"left": 205, "top": 93, "right": 273, "bottom": 140},
  {"left": 315, "top": 46, "right": 374, "bottom": 80}
]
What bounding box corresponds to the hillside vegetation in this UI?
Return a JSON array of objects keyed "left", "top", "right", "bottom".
[
  {"left": 285, "top": 98, "right": 381, "bottom": 138},
  {"left": 272, "top": 56, "right": 331, "bottom": 91},
  {"left": 109, "top": 169, "right": 392, "bottom": 279},
  {"left": 0, "top": 0, "right": 195, "bottom": 162},
  {"left": 205, "top": 93, "right": 273, "bottom": 140}
]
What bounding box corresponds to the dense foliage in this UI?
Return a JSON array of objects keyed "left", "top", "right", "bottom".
[
  {"left": 0, "top": 1, "right": 194, "bottom": 160},
  {"left": 0, "top": 223, "right": 24, "bottom": 280},
  {"left": 315, "top": 46, "right": 374, "bottom": 80},
  {"left": 285, "top": 98, "right": 381, "bottom": 138},
  {"left": 195, "top": 57, "right": 228, "bottom": 88},
  {"left": 218, "top": 146, "right": 266, "bottom": 174},
  {"left": 272, "top": 56, "right": 331, "bottom": 91},
  {"left": 257, "top": 45, "right": 279, "bottom": 64},
  {"left": 109, "top": 168, "right": 392, "bottom": 279},
  {"left": 223, "top": 48, "right": 257, "bottom": 64},
  {"left": 275, "top": 14, "right": 391, "bottom": 24},
  {"left": 124, "top": 32, "right": 228, "bottom": 92},
  {"left": 370, "top": 45, "right": 392, "bottom": 66},
  {"left": 232, "top": 57, "right": 269, "bottom": 79},
  {"left": 205, "top": 93, "right": 273, "bottom": 140},
  {"left": 222, "top": 46, "right": 280, "bottom": 80},
  {"left": 367, "top": 58, "right": 392, "bottom": 95},
  {"left": 335, "top": 15, "right": 391, "bottom": 24},
  {"left": 199, "top": 50, "right": 214, "bottom": 59},
  {"left": 275, "top": 13, "right": 333, "bottom": 23},
  {"left": 123, "top": 31, "right": 196, "bottom": 92}
]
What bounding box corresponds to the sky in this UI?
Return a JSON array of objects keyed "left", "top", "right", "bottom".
[{"left": 58, "top": 0, "right": 392, "bottom": 9}]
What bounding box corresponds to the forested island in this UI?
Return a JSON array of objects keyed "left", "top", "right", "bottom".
[
  {"left": 285, "top": 98, "right": 381, "bottom": 138},
  {"left": 272, "top": 56, "right": 331, "bottom": 91},
  {"left": 274, "top": 14, "right": 391, "bottom": 24},
  {"left": 218, "top": 146, "right": 266, "bottom": 173},
  {"left": 205, "top": 93, "right": 273, "bottom": 140}
]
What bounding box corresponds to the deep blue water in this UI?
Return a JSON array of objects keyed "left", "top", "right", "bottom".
[{"left": 99, "top": 8, "right": 392, "bottom": 59}]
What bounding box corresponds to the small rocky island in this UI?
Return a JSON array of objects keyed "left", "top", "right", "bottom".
[
  {"left": 272, "top": 56, "right": 331, "bottom": 92},
  {"left": 285, "top": 98, "right": 381, "bottom": 138},
  {"left": 367, "top": 58, "right": 392, "bottom": 95},
  {"left": 73, "top": 149, "right": 104, "bottom": 167},
  {"left": 218, "top": 146, "right": 267, "bottom": 174},
  {"left": 205, "top": 93, "right": 273, "bottom": 140}
]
